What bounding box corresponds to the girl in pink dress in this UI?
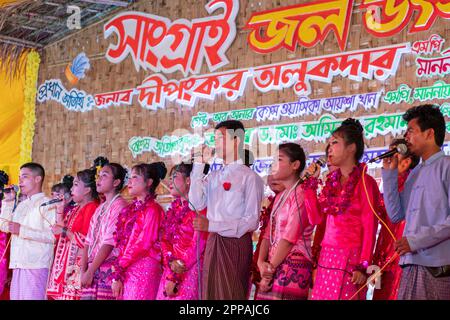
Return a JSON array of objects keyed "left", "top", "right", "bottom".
[
  {"left": 311, "top": 119, "right": 381, "bottom": 300},
  {"left": 81, "top": 162, "right": 128, "bottom": 300},
  {"left": 111, "top": 162, "right": 167, "bottom": 300},
  {"left": 256, "top": 143, "right": 322, "bottom": 300},
  {"left": 156, "top": 163, "right": 208, "bottom": 300}
]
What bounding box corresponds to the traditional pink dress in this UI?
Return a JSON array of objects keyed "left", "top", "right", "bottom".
[
  {"left": 81, "top": 196, "right": 128, "bottom": 300},
  {"left": 255, "top": 180, "right": 322, "bottom": 300},
  {"left": 0, "top": 231, "right": 8, "bottom": 297},
  {"left": 311, "top": 164, "right": 381, "bottom": 300},
  {"left": 113, "top": 195, "right": 164, "bottom": 300},
  {"left": 156, "top": 198, "right": 208, "bottom": 300},
  {"left": 0, "top": 200, "right": 10, "bottom": 299},
  {"left": 372, "top": 171, "right": 409, "bottom": 300}
]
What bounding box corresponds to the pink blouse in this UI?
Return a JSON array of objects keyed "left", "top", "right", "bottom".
[
  {"left": 263, "top": 184, "right": 322, "bottom": 261},
  {"left": 85, "top": 196, "right": 128, "bottom": 261},
  {"left": 320, "top": 174, "right": 381, "bottom": 265},
  {"left": 116, "top": 196, "right": 164, "bottom": 272}
]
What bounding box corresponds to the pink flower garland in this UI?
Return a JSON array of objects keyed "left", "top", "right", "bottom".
[{"left": 319, "top": 163, "right": 364, "bottom": 216}]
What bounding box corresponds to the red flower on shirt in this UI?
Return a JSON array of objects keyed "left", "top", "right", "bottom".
[{"left": 223, "top": 182, "right": 231, "bottom": 191}]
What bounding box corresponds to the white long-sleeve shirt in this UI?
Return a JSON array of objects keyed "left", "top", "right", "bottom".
[
  {"left": 189, "top": 160, "right": 264, "bottom": 238},
  {"left": 0, "top": 193, "right": 56, "bottom": 269}
]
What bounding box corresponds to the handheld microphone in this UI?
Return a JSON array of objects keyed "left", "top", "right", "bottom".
[
  {"left": 300, "top": 157, "right": 327, "bottom": 183},
  {"left": 368, "top": 144, "right": 408, "bottom": 163},
  {"left": 3, "top": 185, "right": 19, "bottom": 193},
  {"left": 40, "top": 198, "right": 63, "bottom": 207}
]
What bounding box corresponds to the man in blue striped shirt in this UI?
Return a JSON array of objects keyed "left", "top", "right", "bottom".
[{"left": 382, "top": 104, "right": 450, "bottom": 300}]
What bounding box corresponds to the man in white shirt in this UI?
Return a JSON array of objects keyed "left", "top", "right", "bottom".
[
  {"left": 0, "top": 163, "right": 56, "bottom": 300},
  {"left": 190, "top": 120, "right": 264, "bottom": 300}
]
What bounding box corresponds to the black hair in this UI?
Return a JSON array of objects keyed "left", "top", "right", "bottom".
[
  {"left": 0, "top": 170, "right": 9, "bottom": 200},
  {"left": 215, "top": 120, "right": 245, "bottom": 156},
  {"left": 51, "top": 175, "right": 74, "bottom": 194},
  {"left": 332, "top": 118, "right": 365, "bottom": 163},
  {"left": 104, "top": 163, "right": 127, "bottom": 192},
  {"left": 402, "top": 104, "right": 445, "bottom": 147},
  {"left": 77, "top": 169, "right": 99, "bottom": 200},
  {"left": 0, "top": 170, "right": 8, "bottom": 190},
  {"left": 92, "top": 156, "right": 109, "bottom": 168},
  {"left": 278, "top": 143, "right": 306, "bottom": 176},
  {"left": 133, "top": 162, "right": 167, "bottom": 195},
  {"left": 170, "top": 162, "right": 193, "bottom": 178},
  {"left": 20, "top": 162, "right": 45, "bottom": 184},
  {"left": 390, "top": 138, "right": 420, "bottom": 170}
]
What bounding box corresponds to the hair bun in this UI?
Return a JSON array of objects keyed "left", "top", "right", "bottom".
[
  {"left": 151, "top": 162, "right": 167, "bottom": 180},
  {"left": 93, "top": 156, "right": 109, "bottom": 168},
  {"left": 0, "top": 170, "right": 9, "bottom": 186},
  {"left": 341, "top": 118, "right": 363, "bottom": 134},
  {"left": 62, "top": 175, "right": 74, "bottom": 187}
]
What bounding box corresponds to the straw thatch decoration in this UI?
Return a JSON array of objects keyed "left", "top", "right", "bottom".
[{"left": 0, "top": 0, "right": 35, "bottom": 80}]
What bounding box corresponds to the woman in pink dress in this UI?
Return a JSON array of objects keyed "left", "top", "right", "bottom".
[
  {"left": 0, "top": 170, "right": 10, "bottom": 298},
  {"left": 156, "top": 163, "right": 208, "bottom": 300},
  {"left": 311, "top": 119, "right": 381, "bottom": 300},
  {"left": 111, "top": 162, "right": 167, "bottom": 300},
  {"left": 255, "top": 143, "right": 322, "bottom": 300},
  {"left": 80, "top": 162, "right": 128, "bottom": 300},
  {"left": 47, "top": 169, "right": 99, "bottom": 300}
]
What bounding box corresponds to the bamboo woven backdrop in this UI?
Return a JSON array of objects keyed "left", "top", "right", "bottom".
[{"left": 33, "top": 0, "right": 450, "bottom": 192}]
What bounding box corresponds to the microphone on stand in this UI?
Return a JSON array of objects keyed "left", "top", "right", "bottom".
[
  {"left": 368, "top": 144, "right": 408, "bottom": 163},
  {"left": 300, "top": 157, "right": 327, "bottom": 183},
  {"left": 40, "top": 198, "right": 63, "bottom": 207}
]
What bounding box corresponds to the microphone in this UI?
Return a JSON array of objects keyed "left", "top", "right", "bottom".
[
  {"left": 40, "top": 198, "right": 63, "bottom": 207},
  {"left": 300, "top": 157, "right": 327, "bottom": 183},
  {"left": 3, "top": 185, "right": 19, "bottom": 193},
  {"left": 368, "top": 144, "right": 408, "bottom": 163}
]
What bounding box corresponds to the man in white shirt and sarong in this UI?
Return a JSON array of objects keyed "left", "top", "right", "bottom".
[
  {"left": 190, "top": 120, "right": 264, "bottom": 300},
  {"left": 0, "top": 163, "right": 56, "bottom": 300}
]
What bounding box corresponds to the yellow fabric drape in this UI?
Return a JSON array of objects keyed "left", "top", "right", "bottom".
[
  {"left": 0, "top": 59, "right": 25, "bottom": 184},
  {"left": 0, "top": 0, "right": 26, "bottom": 7}
]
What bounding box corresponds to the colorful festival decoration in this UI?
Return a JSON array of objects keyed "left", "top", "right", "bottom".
[
  {"left": 383, "top": 81, "right": 450, "bottom": 104},
  {"left": 412, "top": 34, "right": 445, "bottom": 55},
  {"left": 245, "top": 0, "right": 354, "bottom": 52},
  {"left": 95, "top": 43, "right": 409, "bottom": 109},
  {"left": 37, "top": 79, "right": 96, "bottom": 112},
  {"left": 190, "top": 91, "right": 382, "bottom": 128},
  {"left": 244, "top": 0, "right": 450, "bottom": 54},
  {"left": 361, "top": 0, "right": 450, "bottom": 37},
  {"left": 104, "top": 0, "right": 239, "bottom": 76},
  {"left": 416, "top": 47, "right": 450, "bottom": 78},
  {"left": 128, "top": 133, "right": 203, "bottom": 158},
  {"left": 21, "top": 51, "right": 41, "bottom": 165},
  {"left": 128, "top": 111, "right": 450, "bottom": 158},
  {"left": 65, "top": 52, "right": 91, "bottom": 85}
]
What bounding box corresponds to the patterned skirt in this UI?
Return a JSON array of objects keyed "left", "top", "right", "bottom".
[
  {"left": 255, "top": 250, "right": 313, "bottom": 300},
  {"left": 80, "top": 259, "right": 115, "bottom": 300},
  {"left": 398, "top": 265, "right": 450, "bottom": 300},
  {"left": 310, "top": 245, "right": 367, "bottom": 300}
]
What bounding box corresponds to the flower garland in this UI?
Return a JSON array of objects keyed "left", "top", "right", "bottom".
[
  {"left": 112, "top": 194, "right": 155, "bottom": 281},
  {"left": 162, "top": 197, "right": 193, "bottom": 284},
  {"left": 20, "top": 51, "right": 40, "bottom": 164},
  {"left": 319, "top": 163, "right": 364, "bottom": 216},
  {"left": 163, "top": 197, "right": 192, "bottom": 253}
]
